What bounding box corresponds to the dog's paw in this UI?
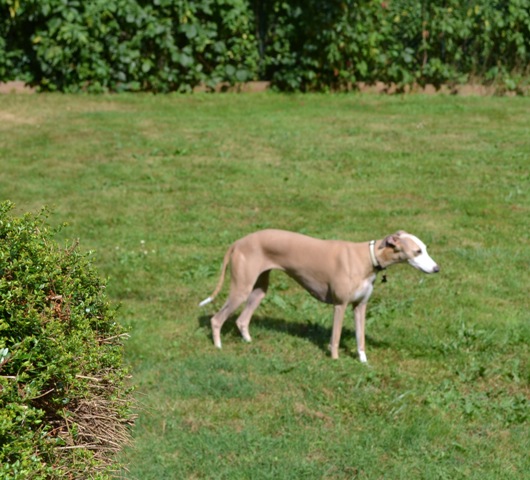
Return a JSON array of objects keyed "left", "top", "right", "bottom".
[
  {"left": 328, "top": 344, "right": 340, "bottom": 359},
  {"left": 236, "top": 323, "right": 252, "bottom": 343},
  {"left": 358, "top": 351, "right": 367, "bottom": 363}
]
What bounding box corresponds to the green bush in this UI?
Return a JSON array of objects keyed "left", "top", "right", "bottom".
[
  {"left": 259, "top": 0, "right": 530, "bottom": 92},
  {"left": 0, "top": 202, "right": 133, "bottom": 479},
  {"left": 0, "top": 0, "right": 529, "bottom": 92},
  {"left": 0, "top": 0, "right": 258, "bottom": 92}
]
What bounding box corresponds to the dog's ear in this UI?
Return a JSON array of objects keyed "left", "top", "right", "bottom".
[{"left": 381, "top": 233, "right": 402, "bottom": 250}]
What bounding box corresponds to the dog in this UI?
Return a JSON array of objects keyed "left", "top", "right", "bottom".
[{"left": 199, "top": 229, "right": 439, "bottom": 362}]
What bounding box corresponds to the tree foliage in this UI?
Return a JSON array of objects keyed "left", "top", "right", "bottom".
[
  {"left": 259, "top": 0, "right": 530, "bottom": 92},
  {"left": 1, "top": 0, "right": 529, "bottom": 92}
]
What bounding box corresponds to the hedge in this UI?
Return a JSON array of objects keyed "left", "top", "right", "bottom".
[
  {"left": 262, "top": 0, "right": 530, "bottom": 92},
  {"left": 1, "top": 0, "right": 529, "bottom": 92},
  {"left": 0, "top": 202, "right": 133, "bottom": 479},
  {"left": 0, "top": 0, "right": 259, "bottom": 92}
]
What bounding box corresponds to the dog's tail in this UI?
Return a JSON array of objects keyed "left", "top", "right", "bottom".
[{"left": 198, "top": 243, "right": 235, "bottom": 307}]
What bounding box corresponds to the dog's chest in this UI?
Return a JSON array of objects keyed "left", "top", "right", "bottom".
[{"left": 351, "top": 275, "right": 376, "bottom": 303}]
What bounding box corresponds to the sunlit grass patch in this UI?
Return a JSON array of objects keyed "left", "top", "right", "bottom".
[{"left": 1, "top": 92, "right": 528, "bottom": 479}]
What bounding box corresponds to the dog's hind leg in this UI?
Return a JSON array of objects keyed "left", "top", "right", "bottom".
[
  {"left": 210, "top": 256, "right": 258, "bottom": 348},
  {"left": 236, "top": 271, "right": 270, "bottom": 343},
  {"left": 211, "top": 293, "right": 247, "bottom": 349}
]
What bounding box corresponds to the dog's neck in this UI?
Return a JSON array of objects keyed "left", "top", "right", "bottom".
[{"left": 369, "top": 240, "right": 385, "bottom": 271}]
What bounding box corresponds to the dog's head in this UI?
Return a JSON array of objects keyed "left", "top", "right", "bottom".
[{"left": 382, "top": 231, "right": 440, "bottom": 274}]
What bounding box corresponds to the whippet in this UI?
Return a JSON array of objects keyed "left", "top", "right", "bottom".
[{"left": 199, "top": 229, "right": 439, "bottom": 362}]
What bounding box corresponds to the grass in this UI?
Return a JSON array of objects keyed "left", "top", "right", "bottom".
[{"left": 1, "top": 92, "right": 529, "bottom": 479}]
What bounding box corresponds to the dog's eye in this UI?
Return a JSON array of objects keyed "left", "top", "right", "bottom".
[{"left": 416, "top": 249, "right": 422, "bottom": 255}]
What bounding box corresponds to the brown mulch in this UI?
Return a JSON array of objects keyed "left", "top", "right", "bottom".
[
  {"left": 0, "top": 81, "right": 36, "bottom": 94},
  {"left": 0, "top": 80, "right": 524, "bottom": 96}
]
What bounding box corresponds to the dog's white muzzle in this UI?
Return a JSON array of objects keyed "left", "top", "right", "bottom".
[
  {"left": 408, "top": 253, "right": 440, "bottom": 274},
  {"left": 401, "top": 234, "right": 440, "bottom": 274}
]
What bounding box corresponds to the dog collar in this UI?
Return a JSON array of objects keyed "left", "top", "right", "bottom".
[{"left": 369, "top": 240, "right": 384, "bottom": 271}]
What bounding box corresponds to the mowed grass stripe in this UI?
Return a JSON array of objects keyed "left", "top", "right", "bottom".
[{"left": 1, "top": 93, "right": 528, "bottom": 479}]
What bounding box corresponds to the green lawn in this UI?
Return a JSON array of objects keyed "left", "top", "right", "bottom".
[{"left": 1, "top": 92, "right": 529, "bottom": 479}]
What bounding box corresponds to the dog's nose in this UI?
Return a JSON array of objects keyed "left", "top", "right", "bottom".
[{"left": 433, "top": 265, "right": 440, "bottom": 273}]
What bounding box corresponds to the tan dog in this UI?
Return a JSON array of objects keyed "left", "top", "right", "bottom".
[{"left": 200, "top": 229, "right": 439, "bottom": 362}]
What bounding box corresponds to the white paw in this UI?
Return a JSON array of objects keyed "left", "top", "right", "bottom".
[
  {"left": 214, "top": 339, "right": 222, "bottom": 349},
  {"left": 237, "top": 325, "right": 252, "bottom": 343},
  {"left": 359, "top": 351, "right": 367, "bottom": 363}
]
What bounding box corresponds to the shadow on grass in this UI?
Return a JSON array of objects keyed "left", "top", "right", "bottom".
[{"left": 198, "top": 314, "right": 389, "bottom": 358}]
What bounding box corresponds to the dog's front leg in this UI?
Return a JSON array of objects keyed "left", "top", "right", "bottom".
[
  {"left": 354, "top": 303, "right": 368, "bottom": 363},
  {"left": 330, "top": 304, "right": 347, "bottom": 359}
]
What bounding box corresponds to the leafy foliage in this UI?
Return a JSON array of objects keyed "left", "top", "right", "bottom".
[
  {"left": 1, "top": 0, "right": 529, "bottom": 92},
  {"left": 259, "top": 0, "right": 530, "bottom": 92},
  {"left": 0, "top": 0, "right": 258, "bottom": 92},
  {"left": 0, "top": 202, "right": 133, "bottom": 479}
]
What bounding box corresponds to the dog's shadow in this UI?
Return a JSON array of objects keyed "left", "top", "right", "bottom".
[{"left": 198, "top": 314, "right": 388, "bottom": 358}]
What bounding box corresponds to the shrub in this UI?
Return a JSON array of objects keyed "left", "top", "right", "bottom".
[
  {"left": 0, "top": 0, "right": 529, "bottom": 92},
  {"left": 0, "top": 202, "right": 133, "bottom": 479},
  {"left": 0, "top": 0, "right": 259, "bottom": 92},
  {"left": 259, "top": 0, "right": 530, "bottom": 92}
]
